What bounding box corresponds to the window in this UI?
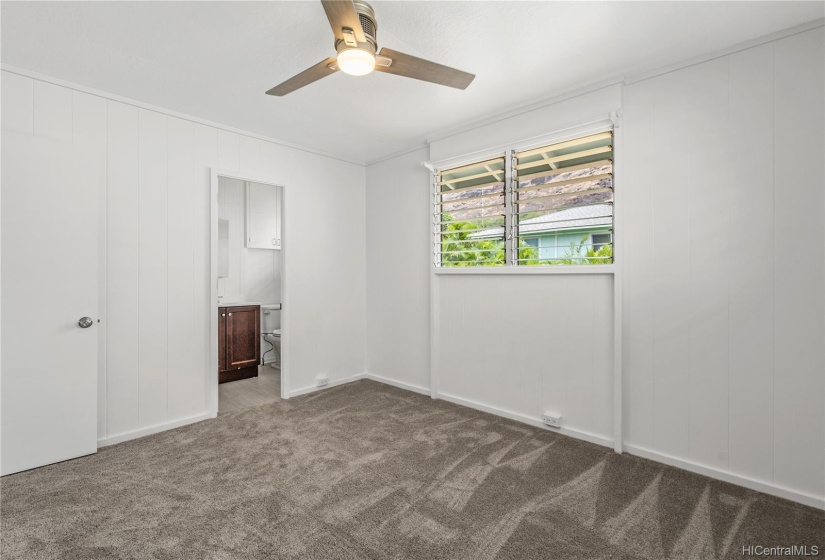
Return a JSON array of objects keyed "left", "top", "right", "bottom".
[
  {"left": 434, "top": 156, "right": 506, "bottom": 267},
  {"left": 515, "top": 131, "right": 613, "bottom": 265},
  {"left": 591, "top": 233, "right": 612, "bottom": 251},
  {"left": 433, "top": 129, "right": 614, "bottom": 268}
]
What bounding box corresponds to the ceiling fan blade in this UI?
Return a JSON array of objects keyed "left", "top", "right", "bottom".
[
  {"left": 375, "top": 48, "right": 475, "bottom": 90},
  {"left": 265, "top": 57, "right": 338, "bottom": 96},
  {"left": 320, "top": 0, "right": 366, "bottom": 44}
]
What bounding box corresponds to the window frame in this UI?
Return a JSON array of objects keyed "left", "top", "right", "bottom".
[
  {"left": 432, "top": 153, "right": 509, "bottom": 268},
  {"left": 431, "top": 120, "right": 617, "bottom": 275}
]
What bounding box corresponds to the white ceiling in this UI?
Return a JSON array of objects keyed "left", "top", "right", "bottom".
[{"left": 2, "top": 2, "right": 823, "bottom": 164}]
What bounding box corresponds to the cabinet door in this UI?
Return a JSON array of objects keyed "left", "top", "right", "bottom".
[
  {"left": 218, "top": 308, "right": 227, "bottom": 372},
  {"left": 246, "top": 182, "right": 281, "bottom": 249},
  {"left": 226, "top": 306, "right": 260, "bottom": 369}
]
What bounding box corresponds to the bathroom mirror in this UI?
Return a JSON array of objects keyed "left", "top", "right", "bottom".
[{"left": 217, "top": 219, "right": 229, "bottom": 278}]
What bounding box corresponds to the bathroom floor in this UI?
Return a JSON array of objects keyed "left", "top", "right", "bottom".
[{"left": 218, "top": 365, "right": 281, "bottom": 413}]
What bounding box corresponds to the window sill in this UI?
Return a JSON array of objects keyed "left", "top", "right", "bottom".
[{"left": 433, "top": 265, "right": 615, "bottom": 276}]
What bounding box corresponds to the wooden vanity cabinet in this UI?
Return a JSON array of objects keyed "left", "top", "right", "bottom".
[{"left": 218, "top": 305, "right": 260, "bottom": 383}]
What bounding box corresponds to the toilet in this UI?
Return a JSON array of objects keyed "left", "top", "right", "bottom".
[{"left": 260, "top": 304, "right": 281, "bottom": 368}]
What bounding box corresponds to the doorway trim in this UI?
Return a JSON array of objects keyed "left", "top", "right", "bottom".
[{"left": 209, "top": 168, "right": 289, "bottom": 415}]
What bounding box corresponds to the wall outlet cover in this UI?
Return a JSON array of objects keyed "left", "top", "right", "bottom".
[
  {"left": 542, "top": 413, "right": 562, "bottom": 428},
  {"left": 316, "top": 375, "right": 329, "bottom": 387}
]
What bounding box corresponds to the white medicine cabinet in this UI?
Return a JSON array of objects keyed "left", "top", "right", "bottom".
[{"left": 245, "top": 181, "right": 281, "bottom": 250}]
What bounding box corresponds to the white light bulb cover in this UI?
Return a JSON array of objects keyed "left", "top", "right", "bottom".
[{"left": 337, "top": 48, "right": 376, "bottom": 76}]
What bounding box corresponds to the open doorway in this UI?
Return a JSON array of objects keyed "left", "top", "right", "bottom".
[{"left": 209, "top": 170, "right": 287, "bottom": 415}]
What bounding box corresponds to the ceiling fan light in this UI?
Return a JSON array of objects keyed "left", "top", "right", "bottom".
[{"left": 337, "top": 48, "right": 376, "bottom": 76}]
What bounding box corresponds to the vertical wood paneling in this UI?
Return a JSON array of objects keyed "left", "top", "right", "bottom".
[
  {"left": 565, "top": 277, "right": 595, "bottom": 430},
  {"left": 440, "top": 278, "right": 463, "bottom": 397},
  {"left": 622, "top": 81, "right": 656, "bottom": 448},
  {"left": 167, "top": 117, "right": 195, "bottom": 419},
  {"left": 727, "top": 43, "right": 775, "bottom": 483},
  {"left": 687, "top": 58, "right": 730, "bottom": 470},
  {"left": 137, "top": 109, "right": 168, "bottom": 427},
  {"left": 434, "top": 273, "right": 612, "bottom": 440},
  {"left": 258, "top": 139, "right": 285, "bottom": 180},
  {"left": 392, "top": 156, "right": 431, "bottom": 390},
  {"left": 33, "top": 81, "right": 72, "bottom": 142},
  {"left": 622, "top": 28, "right": 824, "bottom": 501},
  {"left": 106, "top": 101, "right": 140, "bottom": 436},
  {"left": 483, "top": 276, "right": 506, "bottom": 409},
  {"left": 592, "top": 277, "right": 613, "bottom": 437},
  {"left": 651, "top": 69, "right": 692, "bottom": 458},
  {"left": 3, "top": 70, "right": 367, "bottom": 444},
  {"left": 364, "top": 161, "right": 384, "bottom": 376},
  {"left": 540, "top": 276, "right": 570, "bottom": 423},
  {"left": 192, "top": 124, "right": 218, "bottom": 413},
  {"left": 773, "top": 28, "right": 825, "bottom": 497},
  {"left": 72, "top": 91, "right": 108, "bottom": 438},
  {"left": 217, "top": 130, "right": 239, "bottom": 171},
  {"left": 239, "top": 135, "right": 260, "bottom": 175},
  {"left": 459, "top": 277, "right": 485, "bottom": 404},
  {"left": 515, "top": 276, "right": 543, "bottom": 418},
  {"left": 1, "top": 72, "right": 33, "bottom": 134}
]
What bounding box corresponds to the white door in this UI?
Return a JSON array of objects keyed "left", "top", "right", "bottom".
[{"left": 1, "top": 132, "right": 99, "bottom": 475}]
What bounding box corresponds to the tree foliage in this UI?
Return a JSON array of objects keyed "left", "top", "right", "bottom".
[
  {"left": 440, "top": 216, "right": 611, "bottom": 267},
  {"left": 440, "top": 215, "right": 505, "bottom": 267}
]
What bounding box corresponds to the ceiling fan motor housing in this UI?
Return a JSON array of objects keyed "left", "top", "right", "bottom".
[
  {"left": 265, "top": 0, "right": 475, "bottom": 95},
  {"left": 335, "top": 0, "right": 378, "bottom": 54}
]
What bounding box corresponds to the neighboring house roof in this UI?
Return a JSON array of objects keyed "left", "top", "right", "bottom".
[{"left": 470, "top": 204, "right": 612, "bottom": 239}]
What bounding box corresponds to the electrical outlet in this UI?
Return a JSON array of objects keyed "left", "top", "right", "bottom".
[
  {"left": 316, "top": 375, "right": 329, "bottom": 387},
  {"left": 542, "top": 413, "right": 561, "bottom": 428}
]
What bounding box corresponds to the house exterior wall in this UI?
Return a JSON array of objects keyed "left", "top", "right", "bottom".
[{"left": 528, "top": 228, "right": 612, "bottom": 260}]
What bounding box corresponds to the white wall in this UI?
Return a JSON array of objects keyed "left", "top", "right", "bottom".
[
  {"left": 366, "top": 86, "right": 622, "bottom": 446},
  {"left": 365, "top": 29, "right": 825, "bottom": 506},
  {"left": 622, "top": 28, "right": 824, "bottom": 503},
  {"left": 431, "top": 86, "right": 621, "bottom": 447},
  {"left": 1, "top": 69, "right": 367, "bottom": 444},
  {"left": 365, "top": 148, "right": 431, "bottom": 392},
  {"left": 434, "top": 273, "right": 614, "bottom": 444},
  {"left": 216, "top": 177, "right": 282, "bottom": 306}
]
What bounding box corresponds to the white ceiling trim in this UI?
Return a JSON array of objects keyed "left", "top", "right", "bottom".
[
  {"left": 625, "top": 16, "right": 824, "bottom": 84},
  {"left": 0, "top": 63, "right": 366, "bottom": 167},
  {"left": 363, "top": 77, "right": 625, "bottom": 166},
  {"left": 364, "top": 142, "right": 429, "bottom": 167},
  {"left": 424, "top": 77, "right": 625, "bottom": 147}
]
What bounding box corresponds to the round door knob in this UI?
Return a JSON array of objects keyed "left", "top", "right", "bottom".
[{"left": 78, "top": 317, "right": 94, "bottom": 329}]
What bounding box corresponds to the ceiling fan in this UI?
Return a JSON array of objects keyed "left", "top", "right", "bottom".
[{"left": 266, "top": 0, "right": 475, "bottom": 96}]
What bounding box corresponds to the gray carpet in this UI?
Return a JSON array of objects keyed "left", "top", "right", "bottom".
[{"left": 2, "top": 380, "right": 823, "bottom": 559}]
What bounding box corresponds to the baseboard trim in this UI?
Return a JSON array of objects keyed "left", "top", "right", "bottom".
[
  {"left": 433, "top": 391, "right": 614, "bottom": 449},
  {"left": 287, "top": 373, "right": 366, "bottom": 398},
  {"left": 359, "top": 376, "right": 610, "bottom": 448},
  {"left": 624, "top": 444, "right": 825, "bottom": 511},
  {"left": 364, "top": 373, "right": 431, "bottom": 396},
  {"left": 98, "top": 412, "right": 215, "bottom": 447}
]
